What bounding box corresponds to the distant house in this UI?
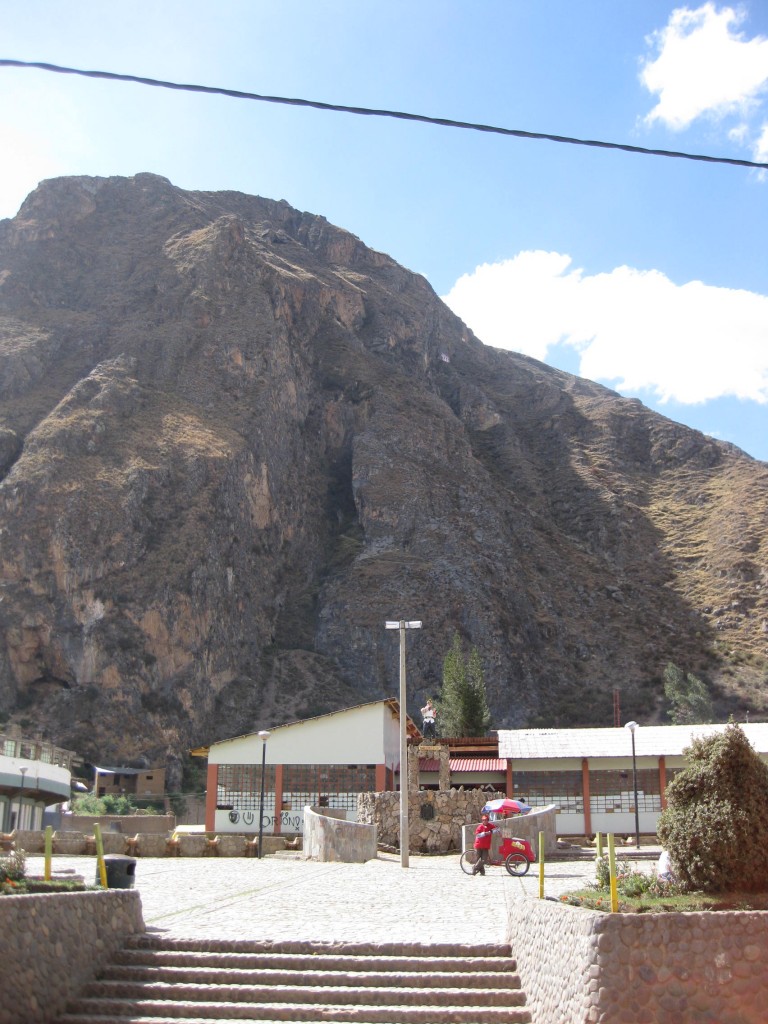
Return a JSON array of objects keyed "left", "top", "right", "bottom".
[
  {"left": 94, "top": 765, "right": 166, "bottom": 801},
  {"left": 498, "top": 723, "right": 768, "bottom": 837}
]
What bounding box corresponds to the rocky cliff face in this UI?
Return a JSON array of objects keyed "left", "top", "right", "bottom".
[{"left": 1, "top": 173, "right": 766, "bottom": 778}]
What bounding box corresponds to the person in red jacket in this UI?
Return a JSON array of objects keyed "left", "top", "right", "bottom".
[{"left": 472, "top": 813, "right": 497, "bottom": 875}]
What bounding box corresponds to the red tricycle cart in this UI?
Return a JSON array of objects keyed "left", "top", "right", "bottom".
[{"left": 460, "top": 834, "right": 535, "bottom": 876}]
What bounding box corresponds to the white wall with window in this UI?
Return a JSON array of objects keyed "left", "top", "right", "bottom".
[{"left": 203, "top": 700, "right": 417, "bottom": 835}]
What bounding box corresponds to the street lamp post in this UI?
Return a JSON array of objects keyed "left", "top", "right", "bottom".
[
  {"left": 624, "top": 721, "right": 641, "bottom": 850},
  {"left": 385, "top": 619, "right": 422, "bottom": 869},
  {"left": 18, "top": 766, "right": 28, "bottom": 831},
  {"left": 257, "top": 730, "right": 270, "bottom": 859}
]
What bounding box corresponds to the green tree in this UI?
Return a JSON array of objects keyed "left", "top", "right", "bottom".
[
  {"left": 663, "top": 662, "right": 713, "bottom": 724},
  {"left": 435, "top": 632, "right": 491, "bottom": 737},
  {"left": 72, "top": 793, "right": 141, "bottom": 815},
  {"left": 657, "top": 722, "right": 768, "bottom": 892}
]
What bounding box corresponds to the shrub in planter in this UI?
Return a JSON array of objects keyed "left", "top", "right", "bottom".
[{"left": 657, "top": 722, "right": 768, "bottom": 893}]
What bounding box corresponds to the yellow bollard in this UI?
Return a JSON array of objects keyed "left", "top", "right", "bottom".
[
  {"left": 608, "top": 833, "right": 619, "bottom": 912},
  {"left": 538, "top": 831, "right": 545, "bottom": 899},
  {"left": 93, "top": 823, "right": 108, "bottom": 888},
  {"left": 596, "top": 831, "right": 603, "bottom": 859},
  {"left": 44, "top": 825, "right": 53, "bottom": 881}
]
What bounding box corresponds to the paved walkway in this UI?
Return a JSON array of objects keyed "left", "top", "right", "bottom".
[{"left": 23, "top": 850, "right": 657, "bottom": 945}]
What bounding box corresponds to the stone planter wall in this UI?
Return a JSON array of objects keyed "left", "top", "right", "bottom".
[
  {"left": 0, "top": 890, "right": 145, "bottom": 1024},
  {"left": 358, "top": 790, "right": 488, "bottom": 853},
  {"left": 303, "top": 806, "right": 377, "bottom": 862},
  {"left": 506, "top": 898, "right": 768, "bottom": 1024}
]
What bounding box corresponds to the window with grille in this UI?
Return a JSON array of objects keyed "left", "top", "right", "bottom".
[
  {"left": 216, "top": 764, "right": 275, "bottom": 809},
  {"left": 282, "top": 764, "right": 376, "bottom": 813},
  {"left": 589, "top": 768, "right": 661, "bottom": 813},
  {"left": 512, "top": 771, "right": 585, "bottom": 812},
  {"left": 216, "top": 763, "right": 376, "bottom": 813}
]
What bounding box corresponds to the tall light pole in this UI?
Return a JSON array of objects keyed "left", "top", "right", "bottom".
[
  {"left": 385, "top": 619, "right": 422, "bottom": 869},
  {"left": 624, "top": 721, "right": 641, "bottom": 850},
  {"left": 257, "top": 730, "right": 270, "bottom": 859},
  {"left": 18, "top": 766, "right": 28, "bottom": 831}
]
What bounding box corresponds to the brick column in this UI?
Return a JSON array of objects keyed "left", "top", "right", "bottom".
[
  {"left": 205, "top": 763, "right": 218, "bottom": 833},
  {"left": 274, "top": 765, "right": 283, "bottom": 835},
  {"left": 582, "top": 758, "right": 591, "bottom": 836}
]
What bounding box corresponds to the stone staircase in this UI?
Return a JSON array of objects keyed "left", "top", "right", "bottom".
[{"left": 53, "top": 935, "right": 531, "bottom": 1023}]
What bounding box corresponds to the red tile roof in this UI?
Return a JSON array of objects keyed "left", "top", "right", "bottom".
[{"left": 419, "top": 757, "right": 506, "bottom": 772}]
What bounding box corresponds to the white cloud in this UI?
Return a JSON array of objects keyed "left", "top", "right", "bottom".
[
  {"left": 441, "top": 253, "right": 768, "bottom": 405},
  {"left": 640, "top": 3, "right": 768, "bottom": 131}
]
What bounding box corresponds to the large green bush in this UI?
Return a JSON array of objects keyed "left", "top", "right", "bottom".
[
  {"left": 657, "top": 722, "right": 768, "bottom": 893},
  {"left": 72, "top": 792, "right": 156, "bottom": 815}
]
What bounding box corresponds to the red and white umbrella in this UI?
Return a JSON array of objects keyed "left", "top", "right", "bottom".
[{"left": 481, "top": 797, "right": 532, "bottom": 816}]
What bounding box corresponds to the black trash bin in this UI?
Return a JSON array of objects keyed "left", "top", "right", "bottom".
[{"left": 98, "top": 854, "right": 136, "bottom": 889}]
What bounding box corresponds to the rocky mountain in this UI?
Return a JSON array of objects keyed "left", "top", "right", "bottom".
[{"left": 1, "top": 173, "right": 766, "bottom": 782}]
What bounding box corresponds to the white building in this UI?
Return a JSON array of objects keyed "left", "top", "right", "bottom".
[
  {"left": 498, "top": 722, "right": 768, "bottom": 837},
  {"left": 201, "top": 699, "right": 419, "bottom": 835},
  {"left": 0, "top": 730, "right": 75, "bottom": 832}
]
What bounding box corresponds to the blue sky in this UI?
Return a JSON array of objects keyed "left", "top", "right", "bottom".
[{"left": 2, "top": 1, "right": 767, "bottom": 459}]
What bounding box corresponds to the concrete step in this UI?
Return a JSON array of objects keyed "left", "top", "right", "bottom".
[
  {"left": 112, "top": 949, "right": 521, "bottom": 974},
  {"left": 54, "top": 936, "right": 531, "bottom": 1024},
  {"left": 58, "top": 1001, "right": 532, "bottom": 1023},
  {"left": 102, "top": 965, "right": 523, "bottom": 989},
  {"left": 78, "top": 981, "right": 528, "bottom": 1008},
  {"left": 122, "top": 937, "right": 514, "bottom": 957}
]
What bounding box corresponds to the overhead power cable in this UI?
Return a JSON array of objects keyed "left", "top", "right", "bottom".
[{"left": 2, "top": 58, "right": 767, "bottom": 171}]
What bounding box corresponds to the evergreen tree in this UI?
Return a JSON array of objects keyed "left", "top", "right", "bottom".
[
  {"left": 663, "top": 662, "right": 713, "bottom": 724},
  {"left": 436, "top": 632, "right": 491, "bottom": 737},
  {"left": 467, "top": 645, "right": 491, "bottom": 735}
]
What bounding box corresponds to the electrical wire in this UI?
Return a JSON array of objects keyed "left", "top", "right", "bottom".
[{"left": 2, "top": 58, "right": 767, "bottom": 171}]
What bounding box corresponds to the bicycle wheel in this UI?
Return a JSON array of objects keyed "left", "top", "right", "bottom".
[
  {"left": 460, "top": 851, "right": 477, "bottom": 875},
  {"left": 505, "top": 853, "right": 530, "bottom": 876}
]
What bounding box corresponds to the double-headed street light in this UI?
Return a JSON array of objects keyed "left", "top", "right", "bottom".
[
  {"left": 257, "top": 730, "right": 270, "bottom": 859},
  {"left": 385, "top": 619, "right": 422, "bottom": 869},
  {"left": 624, "top": 721, "right": 641, "bottom": 850}
]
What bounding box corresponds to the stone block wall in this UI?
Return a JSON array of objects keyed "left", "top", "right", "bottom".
[
  {"left": 0, "top": 890, "right": 145, "bottom": 1024},
  {"left": 506, "top": 898, "right": 768, "bottom": 1024},
  {"left": 8, "top": 830, "right": 293, "bottom": 858},
  {"left": 61, "top": 814, "right": 175, "bottom": 834},
  {"left": 14, "top": 828, "right": 45, "bottom": 852},
  {"left": 303, "top": 806, "right": 377, "bottom": 862},
  {"left": 358, "top": 789, "right": 488, "bottom": 853}
]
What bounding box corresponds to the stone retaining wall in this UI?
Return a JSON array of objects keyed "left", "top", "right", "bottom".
[
  {"left": 358, "top": 789, "right": 488, "bottom": 853},
  {"left": 61, "top": 814, "right": 175, "bottom": 834},
  {"left": 506, "top": 898, "right": 768, "bottom": 1024},
  {"left": 0, "top": 890, "right": 145, "bottom": 1024},
  {"left": 303, "top": 806, "right": 377, "bottom": 862},
  {"left": 10, "top": 830, "right": 292, "bottom": 857}
]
